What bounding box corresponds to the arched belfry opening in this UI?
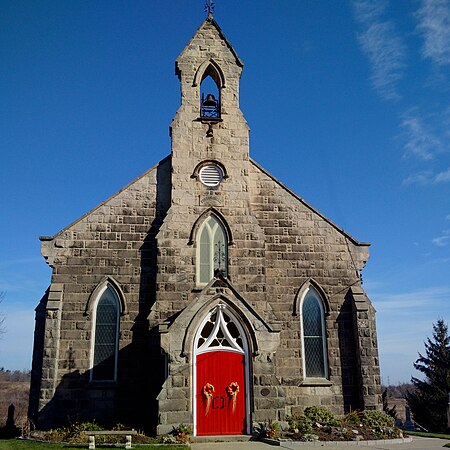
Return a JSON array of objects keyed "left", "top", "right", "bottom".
[{"left": 198, "top": 63, "right": 223, "bottom": 119}]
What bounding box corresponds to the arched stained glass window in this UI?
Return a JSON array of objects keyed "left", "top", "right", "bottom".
[
  {"left": 197, "top": 216, "right": 228, "bottom": 285},
  {"left": 91, "top": 285, "right": 120, "bottom": 381},
  {"left": 301, "top": 288, "right": 328, "bottom": 379}
]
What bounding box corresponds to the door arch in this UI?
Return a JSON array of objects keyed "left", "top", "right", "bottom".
[{"left": 193, "top": 304, "right": 250, "bottom": 436}]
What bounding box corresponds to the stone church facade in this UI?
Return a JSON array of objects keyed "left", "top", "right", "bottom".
[{"left": 29, "top": 14, "right": 381, "bottom": 435}]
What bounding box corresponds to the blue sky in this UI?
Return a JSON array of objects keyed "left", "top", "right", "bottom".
[{"left": 1, "top": 1, "right": 449, "bottom": 383}]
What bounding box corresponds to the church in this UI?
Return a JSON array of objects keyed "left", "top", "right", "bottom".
[{"left": 29, "top": 12, "right": 381, "bottom": 436}]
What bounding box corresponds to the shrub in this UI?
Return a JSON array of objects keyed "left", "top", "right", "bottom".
[
  {"left": 344, "top": 410, "right": 361, "bottom": 425},
  {"left": 172, "top": 423, "right": 192, "bottom": 443},
  {"left": 265, "top": 420, "right": 281, "bottom": 439},
  {"left": 303, "top": 406, "right": 339, "bottom": 426},
  {"left": 360, "top": 410, "right": 394, "bottom": 428},
  {"left": 344, "top": 409, "right": 394, "bottom": 428},
  {"left": 253, "top": 421, "right": 281, "bottom": 440},
  {"left": 286, "top": 413, "right": 315, "bottom": 434}
]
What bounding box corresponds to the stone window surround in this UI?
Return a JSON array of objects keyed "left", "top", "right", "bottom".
[
  {"left": 298, "top": 284, "right": 330, "bottom": 383},
  {"left": 87, "top": 280, "right": 123, "bottom": 383}
]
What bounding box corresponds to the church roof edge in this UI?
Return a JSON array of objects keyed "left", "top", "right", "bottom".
[
  {"left": 249, "top": 158, "right": 371, "bottom": 248},
  {"left": 41, "top": 155, "right": 171, "bottom": 242}
]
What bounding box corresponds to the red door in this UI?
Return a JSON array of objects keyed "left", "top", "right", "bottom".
[{"left": 196, "top": 350, "right": 246, "bottom": 435}]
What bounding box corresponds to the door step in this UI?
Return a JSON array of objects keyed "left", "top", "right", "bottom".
[{"left": 193, "top": 435, "right": 252, "bottom": 443}]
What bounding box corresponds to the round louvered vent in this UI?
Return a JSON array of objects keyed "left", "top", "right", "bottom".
[{"left": 199, "top": 164, "right": 223, "bottom": 187}]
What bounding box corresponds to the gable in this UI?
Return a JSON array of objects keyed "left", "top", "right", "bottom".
[
  {"left": 40, "top": 156, "right": 171, "bottom": 266},
  {"left": 249, "top": 158, "right": 370, "bottom": 272}
]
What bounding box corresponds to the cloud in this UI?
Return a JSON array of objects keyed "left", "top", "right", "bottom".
[
  {"left": 374, "top": 286, "right": 450, "bottom": 312},
  {"left": 400, "top": 111, "right": 443, "bottom": 160},
  {"left": 372, "top": 285, "right": 450, "bottom": 381},
  {"left": 402, "top": 170, "right": 434, "bottom": 185},
  {"left": 432, "top": 229, "right": 450, "bottom": 246},
  {"left": 416, "top": 0, "right": 450, "bottom": 66},
  {"left": 446, "top": 214, "right": 450, "bottom": 220},
  {"left": 434, "top": 167, "right": 450, "bottom": 182},
  {"left": 402, "top": 167, "right": 450, "bottom": 185},
  {"left": 353, "top": 0, "right": 406, "bottom": 100}
]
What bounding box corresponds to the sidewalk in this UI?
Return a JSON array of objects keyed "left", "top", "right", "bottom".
[{"left": 190, "top": 436, "right": 450, "bottom": 450}]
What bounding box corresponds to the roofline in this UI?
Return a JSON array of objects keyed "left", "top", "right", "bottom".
[
  {"left": 39, "top": 155, "right": 171, "bottom": 242},
  {"left": 176, "top": 16, "right": 243, "bottom": 69},
  {"left": 249, "top": 158, "right": 370, "bottom": 247}
]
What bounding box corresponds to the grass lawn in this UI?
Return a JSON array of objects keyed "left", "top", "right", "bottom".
[
  {"left": 407, "top": 430, "right": 450, "bottom": 440},
  {"left": 0, "top": 440, "right": 188, "bottom": 450}
]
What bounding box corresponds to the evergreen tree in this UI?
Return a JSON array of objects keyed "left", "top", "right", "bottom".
[{"left": 406, "top": 319, "right": 450, "bottom": 432}]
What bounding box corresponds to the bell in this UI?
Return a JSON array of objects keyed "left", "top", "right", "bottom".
[{"left": 202, "top": 93, "right": 217, "bottom": 108}]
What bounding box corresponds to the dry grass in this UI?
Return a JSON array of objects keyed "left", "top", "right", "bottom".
[{"left": 0, "top": 378, "right": 30, "bottom": 431}]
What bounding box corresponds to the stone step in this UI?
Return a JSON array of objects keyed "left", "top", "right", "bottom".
[{"left": 192, "top": 435, "right": 252, "bottom": 443}]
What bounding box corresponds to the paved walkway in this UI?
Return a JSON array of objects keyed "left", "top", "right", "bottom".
[{"left": 190, "top": 436, "right": 450, "bottom": 450}]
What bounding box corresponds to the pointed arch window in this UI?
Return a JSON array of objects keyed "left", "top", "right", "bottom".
[
  {"left": 197, "top": 215, "right": 228, "bottom": 285},
  {"left": 91, "top": 284, "right": 120, "bottom": 381},
  {"left": 300, "top": 287, "right": 328, "bottom": 379}
]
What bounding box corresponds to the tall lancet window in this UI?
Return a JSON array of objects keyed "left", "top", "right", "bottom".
[
  {"left": 301, "top": 287, "right": 328, "bottom": 379},
  {"left": 197, "top": 215, "right": 228, "bottom": 285},
  {"left": 200, "top": 74, "right": 220, "bottom": 119},
  {"left": 91, "top": 285, "right": 120, "bottom": 381}
]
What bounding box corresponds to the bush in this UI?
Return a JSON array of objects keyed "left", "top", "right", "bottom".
[
  {"left": 303, "top": 406, "right": 338, "bottom": 426},
  {"left": 360, "top": 410, "right": 394, "bottom": 428},
  {"left": 344, "top": 410, "right": 394, "bottom": 428},
  {"left": 171, "top": 423, "right": 192, "bottom": 443},
  {"left": 286, "top": 413, "right": 313, "bottom": 434}
]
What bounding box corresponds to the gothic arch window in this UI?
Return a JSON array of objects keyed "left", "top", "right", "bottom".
[
  {"left": 90, "top": 284, "right": 120, "bottom": 382},
  {"left": 300, "top": 287, "right": 328, "bottom": 379},
  {"left": 197, "top": 215, "right": 228, "bottom": 285}
]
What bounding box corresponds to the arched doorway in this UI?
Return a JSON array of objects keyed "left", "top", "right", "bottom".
[{"left": 194, "top": 304, "right": 249, "bottom": 436}]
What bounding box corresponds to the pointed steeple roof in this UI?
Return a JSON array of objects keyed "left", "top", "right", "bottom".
[{"left": 176, "top": 14, "right": 243, "bottom": 69}]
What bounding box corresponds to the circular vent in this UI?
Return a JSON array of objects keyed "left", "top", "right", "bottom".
[{"left": 199, "top": 164, "right": 223, "bottom": 187}]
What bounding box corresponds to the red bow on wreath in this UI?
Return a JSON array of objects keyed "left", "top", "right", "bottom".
[
  {"left": 226, "top": 382, "right": 240, "bottom": 413},
  {"left": 202, "top": 383, "right": 215, "bottom": 415}
]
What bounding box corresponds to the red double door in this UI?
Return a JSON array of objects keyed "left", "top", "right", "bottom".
[{"left": 196, "top": 350, "right": 246, "bottom": 435}]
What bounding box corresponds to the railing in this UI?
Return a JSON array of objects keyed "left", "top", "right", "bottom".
[{"left": 201, "top": 104, "right": 221, "bottom": 119}]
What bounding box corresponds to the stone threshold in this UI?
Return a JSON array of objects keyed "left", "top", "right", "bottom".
[
  {"left": 192, "top": 435, "right": 252, "bottom": 443},
  {"left": 262, "top": 437, "right": 413, "bottom": 447}
]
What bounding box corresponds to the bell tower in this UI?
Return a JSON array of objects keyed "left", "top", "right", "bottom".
[{"left": 170, "top": 13, "right": 250, "bottom": 199}]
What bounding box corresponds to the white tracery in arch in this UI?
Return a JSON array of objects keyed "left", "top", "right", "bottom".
[{"left": 195, "top": 304, "right": 245, "bottom": 355}]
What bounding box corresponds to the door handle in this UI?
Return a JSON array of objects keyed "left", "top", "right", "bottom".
[{"left": 212, "top": 395, "right": 225, "bottom": 409}]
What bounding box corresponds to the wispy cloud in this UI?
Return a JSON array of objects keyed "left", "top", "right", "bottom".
[
  {"left": 400, "top": 110, "right": 442, "bottom": 160},
  {"left": 432, "top": 229, "right": 450, "bottom": 246},
  {"left": 353, "top": 0, "right": 406, "bottom": 100},
  {"left": 416, "top": 0, "right": 450, "bottom": 66},
  {"left": 375, "top": 286, "right": 450, "bottom": 312},
  {"left": 402, "top": 170, "right": 433, "bottom": 185},
  {"left": 435, "top": 167, "right": 450, "bottom": 182},
  {"left": 373, "top": 285, "right": 450, "bottom": 381},
  {"left": 402, "top": 167, "right": 450, "bottom": 185}
]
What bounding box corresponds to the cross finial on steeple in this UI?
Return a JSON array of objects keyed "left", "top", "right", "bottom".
[{"left": 204, "top": 0, "right": 215, "bottom": 17}]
